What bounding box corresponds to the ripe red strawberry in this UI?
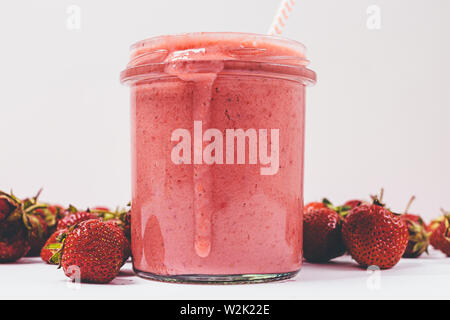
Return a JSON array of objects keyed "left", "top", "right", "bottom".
[
  {"left": 429, "top": 213, "right": 450, "bottom": 256},
  {"left": 343, "top": 200, "right": 363, "bottom": 209},
  {"left": 124, "top": 210, "right": 131, "bottom": 241},
  {"left": 0, "top": 221, "right": 31, "bottom": 262},
  {"left": 304, "top": 198, "right": 344, "bottom": 214},
  {"left": 40, "top": 229, "right": 67, "bottom": 264},
  {"left": 48, "top": 204, "right": 65, "bottom": 216},
  {"left": 91, "top": 206, "right": 110, "bottom": 212},
  {"left": 399, "top": 196, "right": 429, "bottom": 258},
  {"left": 339, "top": 200, "right": 366, "bottom": 219},
  {"left": 26, "top": 215, "right": 49, "bottom": 256},
  {"left": 401, "top": 213, "right": 429, "bottom": 258},
  {"left": 92, "top": 206, "right": 131, "bottom": 242},
  {"left": 26, "top": 204, "right": 65, "bottom": 257},
  {"left": 56, "top": 219, "right": 125, "bottom": 283},
  {"left": 22, "top": 194, "right": 65, "bottom": 257},
  {"left": 57, "top": 210, "right": 99, "bottom": 230},
  {"left": 0, "top": 198, "right": 13, "bottom": 222},
  {"left": 105, "top": 220, "right": 131, "bottom": 265},
  {"left": 38, "top": 204, "right": 65, "bottom": 229},
  {"left": 303, "top": 207, "right": 346, "bottom": 262},
  {"left": 342, "top": 203, "right": 409, "bottom": 269},
  {"left": 304, "top": 201, "right": 326, "bottom": 214},
  {"left": 427, "top": 210, "right": 447, "bottom": 233},
  {"left": 0, "top": 190, "right": 47, "bottom": 262}
]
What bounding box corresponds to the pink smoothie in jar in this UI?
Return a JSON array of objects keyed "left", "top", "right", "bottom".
[{"left": 120, "top": 32, "right": 316, "bottom": 283}]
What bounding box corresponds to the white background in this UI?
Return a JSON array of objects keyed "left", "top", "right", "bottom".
[{"left": 0, "top": 0, "right": 449, "bottom": 221}]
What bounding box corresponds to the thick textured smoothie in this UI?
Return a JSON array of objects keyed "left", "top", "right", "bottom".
[{"left": 121, "top": 33, "right": 316, "bottom": 282}]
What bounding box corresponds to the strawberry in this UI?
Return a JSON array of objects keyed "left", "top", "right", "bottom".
[
  {"left": 304, "top": 201, "right": 326, "bottom": 214},
  {"left": 35, "top": 204, "right": 64, "bottom": 223},
  {"left": 91, "top": 206, "right": 110, "bottom": 212},
  {"left": 56, "top": 209, "right": 99, "bottom": 230},
  {"left": 0, "top": 190, "right": 47, "bottom": 262},
  {"left": 38, "top": 204, "right": 65, "bottom": 229},
  {"left": 53, "top": 219, "right": 125, "bottom": 283},
  {"left": 91, "top": 206, "right": 131, "bottom": 242},
  {"left": 343, "top": 200, "right": 363, "bottom": 209},
  {"left": 305, "top": 198, "right": 349, "bottom": 216},
  {"left": 48, "top": 204, "right": 65, "bottom": 216},
  {"left": 105, "top": 220, "right": 131, "bottom": 265},
  {"left": 303, "top": 207, "right": 346, "bottom": 262},
  {"left": 342, "top": 196, "right": 409, "bottom": 269},
  {"left": 40, "top": 229, "right": 67, "bottom": 264},
  {"left": 26, "top": 204, "right": 65, "bottom": 257},
  {"left": 339, "top": 200, "right": 368, "bottom": 219},
  {"left": 399, "top": 196, "right": 429, "bottom": 258},
  {"left": 26, "top": 215, "right": 49, "bottom": 256},
  {"left": 401, "top": 213, "right": 429, "bottom": 258},
  {"left": 124, "top": 210, "right": 131, "bottom": 241},
  {"left": 0, "top": 193, "right": 17, "bottom": 222},
  {"left": 0, "top": 198, "right": 13, "bottom": 222},
  {"left": 429, "top": 212, "right": 450, "bottom": 256},
  {"left": 56, "top": 205, "right": 130, "bottom": 232},
  {"left": 0, "top": 221, "right": 30, "bottom": 262},
  {"left": 427, "top": 210, "right": 446, "bottom": 233}
]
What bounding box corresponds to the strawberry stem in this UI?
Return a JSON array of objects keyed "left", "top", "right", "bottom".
[
  {"left": 33, "top": 188, "right": 43, "bottom": 201},
  {"left": 370, "top": 188, "right": 386, "bottom": 207},
  {"left": 404, "top": 195, "right": 416, "bottom": 213},
  {"left": 24, "top": 203, "right": 48, "bottom": 214}
]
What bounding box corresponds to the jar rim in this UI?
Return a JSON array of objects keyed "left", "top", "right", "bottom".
[
  {"left": 121, "top": 32, "right": 316, "bottom": 85},
  {"left": 130, "top": 32, "right": 306, "bottom": 55}
]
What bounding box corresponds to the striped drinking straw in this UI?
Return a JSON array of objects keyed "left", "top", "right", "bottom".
[{"left": 267, "top": 0, "right": 296, "bottom": 36}]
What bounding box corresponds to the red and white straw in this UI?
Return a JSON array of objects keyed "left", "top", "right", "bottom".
[{"left": 268, "top": 0, "right": 296, "bottom": 36}]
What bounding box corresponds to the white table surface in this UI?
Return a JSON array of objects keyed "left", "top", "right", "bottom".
[{"left": 1, "top": 249, "right": 448, "bottom": 300}]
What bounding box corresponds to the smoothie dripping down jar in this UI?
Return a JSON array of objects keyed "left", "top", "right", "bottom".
[{"left": 120, "top": 32, "right": 316, "bottom": 283}]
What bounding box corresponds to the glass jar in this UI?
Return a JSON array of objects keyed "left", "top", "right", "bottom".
[{"left": 120, "top": 32, "right": 316, "bottom": 283}]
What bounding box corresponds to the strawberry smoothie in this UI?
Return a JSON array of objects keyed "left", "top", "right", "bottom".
[{"left": 121, "top": 33, "right": 316, "bottom": 283}]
